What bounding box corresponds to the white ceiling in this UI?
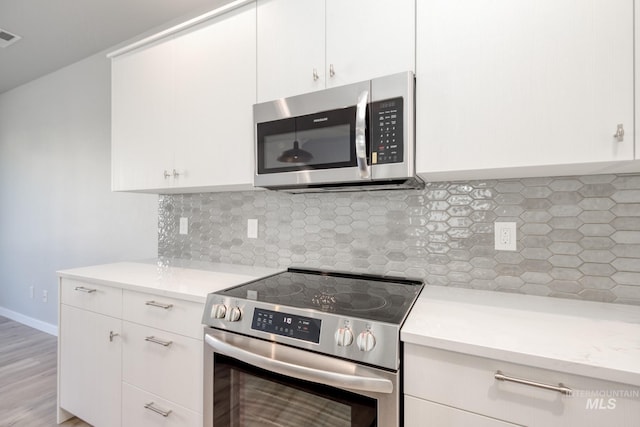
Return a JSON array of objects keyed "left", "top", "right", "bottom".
[{"left": 0, "top": 0, "right": 230, "bottom": 94}]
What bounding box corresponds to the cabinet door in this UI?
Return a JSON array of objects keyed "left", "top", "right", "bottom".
[
  {"left": 173, "top": 3, "right": 256, "bottom": 190},
  {"left": 416, "top": 0, "right": 634, "bottom": 179},
  {"left": 325, "top": 0, "right": 415, "bottom": 88},
  {"left": 111, "top": 39, "right": 175, "bottom": 191},
  {"left": 59, "top": 304, "right": 121, "bottom": 427},
  {"left": 257, "top": 0, "right": 325, "bottom": 102}
]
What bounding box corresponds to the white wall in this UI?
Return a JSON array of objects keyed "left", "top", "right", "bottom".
[{"left": 0, "top": 52, "right": 158, "bottom": 330}]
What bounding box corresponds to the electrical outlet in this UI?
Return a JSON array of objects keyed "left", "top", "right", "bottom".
[
  {"left": 247, "top": 219, "right": 258, "bottom": 239},
  {"left": 42, "top": 290, "right": 48, "bottom": 303},
  {"left": 179, "top": 217, "right": 188, "bottom": 235},
  {"left": 495, "top": 222, "right": 517, "bottom": 251}
]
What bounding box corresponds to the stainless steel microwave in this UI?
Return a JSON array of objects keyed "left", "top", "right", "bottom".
[{"left": 253, "top": 71, "right": 422, "bottom": 192}]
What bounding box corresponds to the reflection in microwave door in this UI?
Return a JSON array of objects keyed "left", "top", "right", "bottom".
[{"left": 277, "top": 139, "right": 313, "bottom": 163}]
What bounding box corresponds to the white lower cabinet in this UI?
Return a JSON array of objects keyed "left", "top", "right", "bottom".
[
  {"left": 122, "top": 321, "right": 202, "bottom": 413},
  {"left": 404, "top": 344, "right": 640, "bottom": 427},
  {"left": 405, "top": 395, "right": 518, "bottom": 427},
  {"left": 123, "top": 383, "right": 200, "bottom": 427},
  {"left": 58, "top": 278, "right": 205, "bottom": 427},
  {"left": 59, "top": 304, "right": 122, "bottom": 427}
]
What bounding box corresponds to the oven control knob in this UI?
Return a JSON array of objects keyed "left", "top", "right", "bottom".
[
  {"left": 356, "top": 330, "right": 376, "bottom": 352},
  {"left": 211, "top": 304, "right": 227, "bottom": 319},
  {"left": 335, "top": 327, "right": 354, "bottom": 347},
  {"left": 227, "top": 306, "right": 242, "bottom": 322}
]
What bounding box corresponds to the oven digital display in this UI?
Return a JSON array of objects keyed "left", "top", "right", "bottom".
[{"left": 251, "top": 308, "right": 321, "bottom": 344}]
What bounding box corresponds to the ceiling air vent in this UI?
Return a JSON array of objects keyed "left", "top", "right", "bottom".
[{"left": 0, "top": 28, "right": 21, "bottom": 48}]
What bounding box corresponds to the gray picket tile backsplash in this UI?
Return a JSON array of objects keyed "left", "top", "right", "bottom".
[{"left": 159, "top": 173, "right": 640, "bottom": 305}]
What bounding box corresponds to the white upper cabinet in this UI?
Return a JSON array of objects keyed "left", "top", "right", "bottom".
[
  {"left": 324, "top": 0, "right": 415, "bottom": 88},
  {"left": 111, "top": 2, "right": 256, "bottom": 193},
  {"left": 256, "top": 0, "right": 325, "bottom": 102},
  {"left": 416, "top": 0, "right": 635, "bottom": 181},
  {"left": 111, "top": 39, "right": 175, "bottom": 191},
  {"left": 256, "top": 0, "right": 415, "bottom": 102}
]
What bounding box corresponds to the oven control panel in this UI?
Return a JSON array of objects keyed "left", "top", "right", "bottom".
[
  {"left": 202, "top": 296, "right": 401, "bottom": 370},
  {"left": 252, "top": 308, "right": 321, "bottom": 344}
]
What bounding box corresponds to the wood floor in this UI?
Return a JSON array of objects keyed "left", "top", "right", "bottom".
[{"left": 0, "top": 316, "right": 91, "bottom": 427}]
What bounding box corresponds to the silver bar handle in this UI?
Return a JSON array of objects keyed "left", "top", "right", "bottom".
[
  {"left": 313, "top": 68, "right": 319, "bottom": 81},
  {"left": 109, "top": 331, "right": 119, "bottom": 342},
  {"left": 355, "top": 90, "right": 370, "bottom": 179},
  {"left": 74, "top": 286, "right": 96, "bottom": 293},
  {"left": 145, "top": 336, "right": 173, "bottom": 347},
  {"left": 329, "top": 63, "right": 335, "bottom": 77},
  {"left": 495, "top": 370, "right": 572, "bottom": 395},
  {"left": 205, "top": 333, "right": 392, "bottom": 394},
  {"left": 145, "top": 300, "right": 173, "bottom": 310},
  {"left": 163, "top": 170, "right": 171, "bottom": 179},
  {"left": 144, "top": 402, "right": 172, "bottom": 417}
]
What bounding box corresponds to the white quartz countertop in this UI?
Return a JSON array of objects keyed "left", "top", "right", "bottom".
[
  {"left": 402, "top": 286, "right": 640, "bottom": 387},
  {"left": 57, "top": 259, "right": 283, "bottom": 303}
]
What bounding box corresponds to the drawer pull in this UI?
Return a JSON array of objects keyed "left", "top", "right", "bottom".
[
  {"left": 74, "top": 286, "right": 96, "bottom": 293},
  {"left": 144, "top": 402, "right": 172, "bottom": 417},
  {"left": 145, "top": 336, "right": 173, "bottom": 347},
  {"left": 494, "top": 370, "right": 572, "bottom": 395},
  {"left": 145, "top": 300, "right": 173, "bottom": 310}
]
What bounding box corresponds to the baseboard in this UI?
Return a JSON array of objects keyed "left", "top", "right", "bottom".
[{"left": 0, "top": 306, "right": 57, "bottom": 336}]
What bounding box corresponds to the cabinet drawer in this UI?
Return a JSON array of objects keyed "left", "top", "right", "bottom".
[
  {"left": 404, "top": 344, "right": 640, "bottom": 427},
  {"left": 123, "top": 290, "right": 204, "bottom": 339},
  {"left": 123, "top": 382, "right": 200, "bottom": 427},
  {"left": 405, "top": 395, "right": 518, "bottom": 426},
  {"left": 60, "top": 278, "right": 122, "bottom": 317},
  {"left": 122, "top": 321, "right": 202, "bottom": 413}
]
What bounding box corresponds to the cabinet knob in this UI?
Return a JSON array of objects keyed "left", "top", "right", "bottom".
[
  {"left": 329, "top": 63, "right": 335, "bottom": 78},
  {"left": 313, "top": 68, "right": 319, "bottom": 81},
  {"left": 613, "top": 124, "right": 624, "bottom": 142},
  {"left": 163, "top": 170, "right": 171, "bottom": 179},
  {"left": 172, "top": 169, "right": 180, "bottom": 178}
]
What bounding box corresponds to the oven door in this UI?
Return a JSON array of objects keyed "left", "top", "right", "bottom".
[{"left": 204, "top": 328, "right": 399, "bottom": 427}]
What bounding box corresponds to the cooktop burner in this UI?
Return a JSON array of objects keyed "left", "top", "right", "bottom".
[{"left": 219, "top": 268, "right": 422, "bottom": 324}]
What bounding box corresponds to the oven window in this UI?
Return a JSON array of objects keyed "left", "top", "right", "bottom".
[{"left": 213, "top": 354, "right": 377, "bottom": 427}]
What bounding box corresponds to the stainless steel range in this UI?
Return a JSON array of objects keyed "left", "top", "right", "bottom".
[{"left": 202, "top": 267, "right": 423, "bottom": 427}]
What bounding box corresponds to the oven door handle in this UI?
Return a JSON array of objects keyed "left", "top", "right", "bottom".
[
  {"left": 205, "top": 333, "right": 393, "bottom": 394},
  {"left": 355, "top": 90, "right": 370, "bottom": 179}
]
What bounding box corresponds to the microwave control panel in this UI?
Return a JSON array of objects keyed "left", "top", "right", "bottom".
[{"left": 371, "top": 97, "right": 403, "bottom": 164}]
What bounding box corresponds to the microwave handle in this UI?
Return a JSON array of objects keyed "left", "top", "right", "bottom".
[{"left": 355, "top": 90, "right": 370, "bottom": 179}]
